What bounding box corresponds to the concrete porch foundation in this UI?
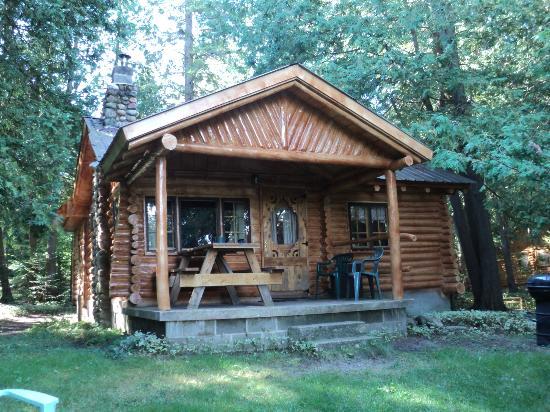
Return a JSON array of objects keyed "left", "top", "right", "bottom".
[{"left": 124, "top": 299, "right": 410, "bottom": 347}]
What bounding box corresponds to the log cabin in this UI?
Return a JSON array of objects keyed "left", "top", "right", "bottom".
[{"left": 58, "top": 56, "right": 472, "bottom": 345}]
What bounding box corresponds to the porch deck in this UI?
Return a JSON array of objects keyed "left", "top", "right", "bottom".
[{"left": 123, "top": 298, "right": 410, "bottom": 345}]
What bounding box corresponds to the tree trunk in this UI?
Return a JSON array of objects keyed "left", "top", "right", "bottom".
[
  {"left": 431, "top": 1, "right": 504, "bottom": 310},
  {"left": 46, "top": 228, "right": 58, "bottom": 298},
  {"left": 183, "top": 2, "right": 194, "bottom": 102},
  {"left": 463, "top": 170, "right": 506, "bottom": 310},
  {"left": 0, "top": 225, "right": 14, "bottom": 303},
  {"left": 449, "top": 193, "right": 482, "bottom": 306},
  {"left": 499, "top": 216, "right": 518, "bottom": 292}
]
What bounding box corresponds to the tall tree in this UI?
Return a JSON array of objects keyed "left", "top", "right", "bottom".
[{"left": 199, "top": 0, "right": 549, "bottom": 308}]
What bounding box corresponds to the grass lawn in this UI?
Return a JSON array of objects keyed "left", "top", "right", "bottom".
[{"left": 0, "top": 329, "right": 548, "bottom": 412}]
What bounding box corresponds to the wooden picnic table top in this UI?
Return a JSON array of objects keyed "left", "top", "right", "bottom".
[{"left": 179, "top": 242, "right": 260, "bottom": 255}]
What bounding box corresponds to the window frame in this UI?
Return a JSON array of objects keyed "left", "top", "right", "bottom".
[
  {"left": 144, "top": 196, "right": 177, "bottom": 252},
  {"left": 347, "top": 202, "right": 389, "bottom": 250},
  {"left": 144, "top": 196, "right": 251, "bottom": 253}
]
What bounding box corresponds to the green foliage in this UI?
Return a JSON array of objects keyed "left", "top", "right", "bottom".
[
  {"left": 200, "top": 0, "right": 549, "bottom": 241},
  {"left": 14, "top": 302, "right": 73, "bottom": 316},
  {"left": 287, "top": 339, "right": 320, "bottom": 357},
  {"left": 29, "top": 320, "right": 123, "bottom": 347},
  {"left": 109, "top": 331, "right": 175, "bottom": 357},
  {"left": 408, "top": 310, "right": 535, "bottom": 338}
]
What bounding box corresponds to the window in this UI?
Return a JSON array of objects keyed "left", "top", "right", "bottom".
[
  {"left": 180, "top": 199, "right": 218, "bottom": 248},
  {"left": 272, "top": 206, "right": 298, "bottom": 245},
  {"left": 145, "top": 197, "right": 176, "bottom": 251},
  {"left": 348, "top": 203, "right": 388, "bottom": 249},
  {"left": 145, "top": 197, "right": 251, "bottom": 251},
  {"left": 223, "top": 200, "right": 250, "bottom": 243}
]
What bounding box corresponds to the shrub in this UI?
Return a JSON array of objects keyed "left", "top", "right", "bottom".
[
  {"left": 29, "top": 320, "right": 123, "bottom": 346},
  {"left": 109, "top": 332, "right": 179, "bottom": 358},
  {"left": 287, "top": 339, "right": 319, "bottom": 357},
  {"left": 408, "top": 310, "right": 535, "bottom": 338}
]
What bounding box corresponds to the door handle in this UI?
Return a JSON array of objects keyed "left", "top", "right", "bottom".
[{"left": 302, "top": 241, "right": 309, "bottom": 246}]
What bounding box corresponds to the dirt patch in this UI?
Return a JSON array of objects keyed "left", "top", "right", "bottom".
[
  {"left": 393, "top": 334, "right": 544, "bottom": 353},
  {"left": 0, "top": 303, "right": 75, "bottom": 335}
]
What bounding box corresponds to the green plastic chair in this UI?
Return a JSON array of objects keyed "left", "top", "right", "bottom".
[
  {"left": 347, "top": 247, "right": 384, "bottom": 302},
  {"left": 0, "top": 389, "right": 59, "bottom": 412},
  {"left": 315, "top": 253, "right": 353, "bottom": 299}
]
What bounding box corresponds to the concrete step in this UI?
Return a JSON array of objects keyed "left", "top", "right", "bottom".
[
  {"left": 287, "top": 320, "right": 369, "bottom": 341},
  {"left": 312, "top": 335, "right": 379, "bottom": 350}
]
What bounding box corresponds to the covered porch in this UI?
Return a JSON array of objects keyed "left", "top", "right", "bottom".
[{"left": 100, "top": 65, "right": 438, "bottom": 338}]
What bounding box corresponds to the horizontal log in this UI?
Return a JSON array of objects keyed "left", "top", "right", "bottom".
[
  {"left": 175, "top": 142, "right": 395, "bottom": 168},
  {"left": 442, "top": 283, "right": 466, "bottom": 294}
]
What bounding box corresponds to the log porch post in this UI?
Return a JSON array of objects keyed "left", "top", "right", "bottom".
[
  {"left": 385, "top": 169, "right": 403, "bottom": 300},
  {"left": 155, "top": 155, "right": 170, "bottom": 310}
]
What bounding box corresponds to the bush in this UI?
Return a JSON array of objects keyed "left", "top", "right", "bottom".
[
  {"left": 408, "top": 310, "right": 535, "bottom": 338},
  {"left": 29, "top": 320, "right": 123, "bottom": 347},
  {"left": 109, "top": 332, "right": 177, "bottom": 358}
]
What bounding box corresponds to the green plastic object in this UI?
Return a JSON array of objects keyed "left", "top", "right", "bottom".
[
  {"left": 315, "top": 253, "right": 353, "bottom": 299},
  {"left": 348, "top": 247, "right": 384, "bottom": 302},
  {"left": 0, "top": 389, "right": 59, "bottom": 412}
]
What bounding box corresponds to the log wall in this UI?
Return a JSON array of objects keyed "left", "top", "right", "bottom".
[
  {"left": 325, "top": 188, "right": 459, "bottom": 292},
  {"left": 104, "top": 174, "right": 461, "bottom": 305}
]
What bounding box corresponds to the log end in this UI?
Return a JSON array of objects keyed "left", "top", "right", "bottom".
[{"left": 162, "top": 133, "right": 178, "bottom": 151}]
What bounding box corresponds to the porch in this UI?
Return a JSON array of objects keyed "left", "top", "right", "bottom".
[{"left": 123, "top": 298, "right": 409, "bottom": 345}]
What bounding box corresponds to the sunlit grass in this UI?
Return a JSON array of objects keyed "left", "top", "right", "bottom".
[{"left": 0, "top": 332, "right": 548, "bottom": 411}]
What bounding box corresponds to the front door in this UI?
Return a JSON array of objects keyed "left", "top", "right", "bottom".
[{"left": 262, "top": 189, "right": 309, "bottom": 298}]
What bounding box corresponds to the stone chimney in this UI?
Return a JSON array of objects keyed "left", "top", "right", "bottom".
[{"left": 102, "top": 53, "right": 138, "bottom": 127}]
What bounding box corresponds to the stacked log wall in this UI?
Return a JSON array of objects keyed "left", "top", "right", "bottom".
[
  {"left": 109, "top": 183, "right": 132, "bottom": 298},
  {"left": 325, "top": 188, "right": 459, "bottom": 293}
]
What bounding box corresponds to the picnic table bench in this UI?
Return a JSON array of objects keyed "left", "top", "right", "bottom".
[{"left": 168, "top": 243, "right": 282, "bottom": 309}]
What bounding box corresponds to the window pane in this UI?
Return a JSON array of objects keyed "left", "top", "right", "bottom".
[
  {"left": 222, "top": 200, "right": 250, "bottom": 243},
  {"left": 370, "top": 205, "right": 388, "bottom": 246},
  {"left": 145, "top": 197, "right": 175, "bottom": 251},
  {"left": 272, "top": 207, "right": 297, "bottom": 245},
  {"left": 180, "top": 199, "right": 217, "bottom": 248}
]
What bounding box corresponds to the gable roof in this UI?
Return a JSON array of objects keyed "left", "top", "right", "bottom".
[{"left": 100, "top": 64, "right": 433, "bottom": 172}]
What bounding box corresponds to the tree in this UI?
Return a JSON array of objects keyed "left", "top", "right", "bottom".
[
  {"left": 0, "top": 0, "right": 132, "bottom": 302},
  {"left": 198, "top": 0, "right": 549, "bottom": 308}
]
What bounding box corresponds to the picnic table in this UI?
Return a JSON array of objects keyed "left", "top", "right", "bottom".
[{"left": 169, "top": 243, "right": 282, "bottom": 309}]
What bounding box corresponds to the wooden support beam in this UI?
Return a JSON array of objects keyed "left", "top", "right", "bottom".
[
  {"left": 389, "top": 155, "right": 414, "bottom": 170},
  {"left": 327, "top": 156, "right": 413, "bottom": 194},
  {"left": 126, "top": 134, "right": 177, "bottom": 186},
  {"left": 155, "top": 155, "right": 170, "bottom": 310},
  {"left": 175, "top": 142, "right": 396, "bottom": 168},
  {"left": 328, "top": 169, "right": 384, "bottom": 193},
  {"left": 385, "top": 169, "right": 403, "bottom": 300}
]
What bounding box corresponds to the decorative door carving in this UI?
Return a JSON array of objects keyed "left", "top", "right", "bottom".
[{"left": 262, "top": 190, "right": 309, "bottom": 296}]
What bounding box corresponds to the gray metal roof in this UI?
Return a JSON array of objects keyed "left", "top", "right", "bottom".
[
  {"left": 378, "top": 164, "right": 474, "bottom": 185},
  {"left": 84, "top": 117, "right": 118, "bottom": 161}
]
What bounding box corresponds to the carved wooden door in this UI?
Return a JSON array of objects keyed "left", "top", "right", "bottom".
[{"left": 262, "top": 189, "right": 309, "bottom": 297}]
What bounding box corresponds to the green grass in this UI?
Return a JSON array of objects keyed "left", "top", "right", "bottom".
[{"left": 0, "top": 332, "right": 548, "bottom": 411}]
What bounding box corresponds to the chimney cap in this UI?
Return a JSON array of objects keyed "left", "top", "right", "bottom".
[{"left": 111, "top": 53, "right": 134, "bottom": 84}]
